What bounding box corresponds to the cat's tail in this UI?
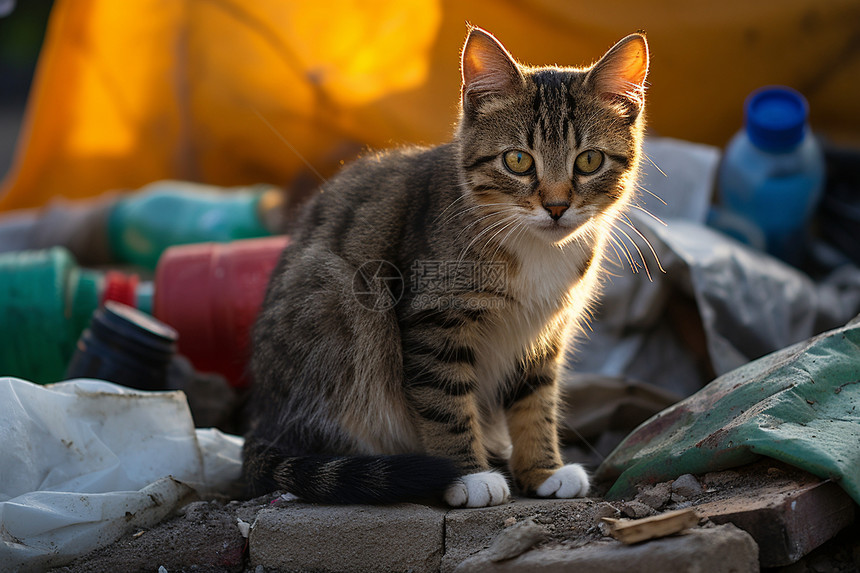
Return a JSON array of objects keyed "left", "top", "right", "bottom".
[{"left": 243, "top": 441, "right": 460, "bottom": 503}]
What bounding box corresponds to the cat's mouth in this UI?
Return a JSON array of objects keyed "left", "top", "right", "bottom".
[
  {"left": 530, "top": 212, "right": 593, "bottom": 243},
  {"left": 533, "top": 219, "right": 578, "bottom": 241}
]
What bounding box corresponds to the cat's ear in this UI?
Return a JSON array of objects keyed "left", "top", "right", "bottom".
[
  {"left": 461, "top": 27, "right": 523, "bottom": 113},
  {"left": 586, "top": 33, "right": 649, "bottom": 114}
]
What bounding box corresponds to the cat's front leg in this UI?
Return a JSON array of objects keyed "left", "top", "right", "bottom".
[
  {"left": 403, "top": 341, "right": 510, "bottom": 507},
  {"left": 504, "top": 363, "right": 590, "bottom": 498}
]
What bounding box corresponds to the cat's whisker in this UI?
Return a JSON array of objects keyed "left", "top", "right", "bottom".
[
  {"left": 608, "top": 220, "right": 652, "bottom": 280},
  {"left": 494, "top": 219, "right": 527, "bottom": 261},
  {"left": 601, "top": 243, "right": 622, "bottom": 269},
  {"left": 634, "top": 182, "right": 668, "bottom": 207},
  {"left": 451, "top": 211, "right": 502, "bottom": 242},
  {"left": 482, "top": 217, "right": 521, "bottom": 256},
  {"left": 459, "top": 211, "right": 516, "bottom": 249},
  {"left": 642, "top": 151, "right": 668, "bottom": 179},
  {"left": 453, "top": 215, "right": 510, "bottom": 252},
  {"left": 444, "top": 203, "right": 515, "bottom": 228},
  {"left": 433, "top": 194, "right": 470, "bottom": 225},
  {"left": 488, "top": 219, "right": 527, "bottom": 264},
  {"left": 439, "top": 198, "right": 513, "bottom": 227},
  {"left": 629, "top": 202, "right": 667, "bottom": 227},
  {"left": 618, "top": 215, "right": 665, "bottom": 275},
  {"left": 456, "top": 214, "right": 519, "bottom": 267},
  {"left": 606, "top": 227, "right": 639, "bottom": 273}
]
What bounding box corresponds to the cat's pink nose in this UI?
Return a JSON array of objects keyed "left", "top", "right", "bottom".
[{"left": 543, "top": 202, "right": 569, "bottom": 221}]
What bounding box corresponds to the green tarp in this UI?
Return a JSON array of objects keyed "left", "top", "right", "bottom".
[{"left": 596, "top": 316, "right": 860, "bottom": 505}]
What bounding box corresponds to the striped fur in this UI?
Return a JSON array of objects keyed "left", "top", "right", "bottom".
[{"left": 243, "top": 27, "right": 649, "bottom": 506}]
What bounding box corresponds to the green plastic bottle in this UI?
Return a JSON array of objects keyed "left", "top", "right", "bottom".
[
  {"left": 0, "top": 248, "right": 102, "bottom": 383},
  {"left": 107, "top": 181, "right": 280, "bottom": 270}
]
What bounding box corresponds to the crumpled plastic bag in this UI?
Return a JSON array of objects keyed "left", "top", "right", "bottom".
[
  {"left": 566, "top": 139, "right": 860, "bottom": 398},
  {"left": 0, "top": 377, "right": 243, "bottom": 571}
]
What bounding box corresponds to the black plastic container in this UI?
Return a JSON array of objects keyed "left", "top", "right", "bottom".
[{"left": 66, "top": 301, "right": 178, "bottom": 390}]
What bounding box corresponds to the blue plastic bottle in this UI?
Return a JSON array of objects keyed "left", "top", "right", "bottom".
[{"left": 717, "top": 86, "right": 825, "bottom": 265}]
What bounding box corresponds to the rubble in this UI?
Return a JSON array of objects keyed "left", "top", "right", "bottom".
[
  {"left": 634, "top": 481, "right": 672, "bottom": 509},
  {"left": 50, "top": 460, "right": 858, "bottom": 572},
  {"left": 484, "top": 518, "right": 548, "bottom": 562}
]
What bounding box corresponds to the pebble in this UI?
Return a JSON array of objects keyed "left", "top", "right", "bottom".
[
  {"left": 635, "top": 482, "right": 672, "bottom": 509},
  {"left": 671, "top": 474, "right": 703, "bottom": 498},
  {"left": 619, "top": 500, "right": 656, "bottom": 519},
  {"left": 592, "top": 502, "right": 619, "bottom": 523}
]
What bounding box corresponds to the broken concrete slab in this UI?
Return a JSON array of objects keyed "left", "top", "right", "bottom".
[
  {"left": 249, "top": 502, "right": 447, "bottom": 572},
  {"left": 452, "top": 523, "right": 759, "bottom": 573},
  {"left": 441, "top": 498, "right": 598, "bottom": 572}
]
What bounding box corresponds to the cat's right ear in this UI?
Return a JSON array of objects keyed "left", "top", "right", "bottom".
[{"left": 461, "top": 27, "right": 523, "bottom": 114}]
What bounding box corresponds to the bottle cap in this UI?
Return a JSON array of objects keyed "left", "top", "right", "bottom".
[
  {"left": 744, "top": 86, "right": 809, "bottom": 152},
  {"left": 102, "top": 271, "right": 139, "bottom": 307}
]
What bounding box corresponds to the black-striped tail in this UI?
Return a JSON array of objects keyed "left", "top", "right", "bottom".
[{"left": 243, "top": 441, "right": 460, "bottom": 504}]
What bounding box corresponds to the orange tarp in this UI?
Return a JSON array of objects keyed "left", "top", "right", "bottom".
[{"left": 2, "top": 0, "right": 859, "bottom": 210}]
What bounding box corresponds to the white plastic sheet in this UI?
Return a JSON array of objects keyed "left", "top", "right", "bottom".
[
  {"left": 566, "top": 137, "right": 860, "bottom": 396},
  {"left": 0, "top": 377, "right": 243, "bottom": 571}
]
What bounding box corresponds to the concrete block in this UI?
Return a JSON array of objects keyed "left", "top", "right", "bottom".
[
  {"left": 249, "top": 502, "right": 447, "bottom": 572},
  {"left": 452, "top": 523, "right": 759, "bottom": 573},
  {"left": 442, "top": 498, "right": 597, "bottom": 572}
]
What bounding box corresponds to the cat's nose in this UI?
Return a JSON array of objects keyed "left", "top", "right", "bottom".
[{"left": 543, "top": 202, "right": 569, "bottom": 221}]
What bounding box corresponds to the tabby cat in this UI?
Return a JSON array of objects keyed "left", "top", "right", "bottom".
[{"left": 243, "top": 26, "right": 649, "bottom": 507}]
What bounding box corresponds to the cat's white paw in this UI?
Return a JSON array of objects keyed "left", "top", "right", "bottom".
[
  {"left": 444, "top": 471, "right": 510, "bottom": 508},
  {"left": 535, "top": 464, "right": 590, "bottom": 498}
]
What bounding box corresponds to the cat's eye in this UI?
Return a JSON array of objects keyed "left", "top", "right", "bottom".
[
  {"left": 503, "top": 150, "right": 535, "bottom": 174},
  {"left": 574, "top": 149, "right": 604, "bottom": 175}
]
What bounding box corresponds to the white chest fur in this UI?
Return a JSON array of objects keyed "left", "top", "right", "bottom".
[{"left": 472, "top": 233, "right": 598, "bottom": 399}]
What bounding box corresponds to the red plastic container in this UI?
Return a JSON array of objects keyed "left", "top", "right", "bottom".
[{"left": 153, "top": 236, "right": 288, "bottom": 388}]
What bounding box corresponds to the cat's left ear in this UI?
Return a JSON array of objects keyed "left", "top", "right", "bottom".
[
  {"left": 461, "top": 27, "right": 524, "bottom": 114},
  {"left": 586, "top": 33, "right": 649, "bottom": 114}
]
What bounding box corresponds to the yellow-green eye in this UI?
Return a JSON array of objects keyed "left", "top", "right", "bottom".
[
  {"left": 503, "top": 150, "right": 535, "bottom": 174},
  {"left": 574, "top": 149, "right": 604, "bottom": 174}
]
